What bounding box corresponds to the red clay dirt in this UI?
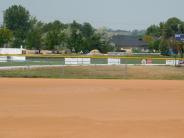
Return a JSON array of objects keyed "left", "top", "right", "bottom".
[{"left": 0, "top": 78, "right": 184, "bottom": 138}]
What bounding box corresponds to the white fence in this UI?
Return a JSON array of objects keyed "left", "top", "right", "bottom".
[
  {"left": 0, "top": 56, "right": 26, "bottom": 62},
  {"left": 65, "top": 58, "right": 91, "bottom": 65},
  {"left": 166, "top": 60, "right": 184, "bottom": 65},
  {"left": 108, "top": 58, "right": 121, "bottom": 65},
  {"left": 10, "top": 56, "right": 26, "bottom": 61},
  {"left": 0, "top": 56, "right": 8, "bottom": 62},
  {"left": 0, "top": 48, "right": 23, "bottom": 55},
  {"left": 65, "top": 58, "right": 122, "bottom": 65}
]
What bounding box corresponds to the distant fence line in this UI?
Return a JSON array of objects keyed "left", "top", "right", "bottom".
[
  {"left": 0, "top": 54, "right": 184, "bottom": 60},
  {"left": 0, "top": 55, "right": 184, "bottom": 67},
  {"left": 108, "top": 52, "right": 161, "bottom": 56}
]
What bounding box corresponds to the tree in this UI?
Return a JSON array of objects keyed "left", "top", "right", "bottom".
[
  {"left": 26, "top": 18, "right": 44, "bottom": 51},
  {"left": 176, "top": 41, "right": 184, "bottom": 58},
  {"left": 146, "top": 25, "right": 160, "bottom": 37},
  {"left": 3, "top": 5, "right": 30, "bottom": 47},
  {"left": 70, "top": 21, "right": 82, "bottom": 31},
  {"left": 42, "top": 20, "right": 65, "bottom": 33},
  {"left": 67, "top": 29, "right": 84, "bottom": 53},
  {"left": 161, "top": 18, "right": 184, "bottom": 56},
  {"left": 152, "top": 40, "right": 160, "bottom": 52},
  {"left": 143, "top": 35, "right": 154, "bottom": 43},
  {"left": 44, "top": 31, "right": 61, "bottom": 51},
  {"left": 159, "top": 39, "right": 170, "bottom": 55},
  {"left": 42, "top": 20, "right": 67, "bottom": 51},
  {"left": 81, "top": 22, "right": 94, "bottom": 38},
  {"left": 0, "top": 28, "right": 12, "bottom": 47},
  {"left": 65, "top": 21, "right": 84, "bottom": 53},
  {"left": 80, "top": 23, "right": 95, "bottom": 53},
  {"left": 95, "top": 28, "right": 115, "bottom": 53},
  {"left": 26, "top": 30, "right": 42, "bottom": 51},
  {"left": 164, "top": 17, "right": 184, "bottom": 38},
  {"left": 143, "top": 35, "right": 155, "bottom": 52},
  {"left": 145, "top": 17, "right": 184, "bottom": 55}
]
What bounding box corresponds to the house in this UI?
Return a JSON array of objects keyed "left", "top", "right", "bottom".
[{"left": 111, "top": 35, "right": 148, "bottom": 53}]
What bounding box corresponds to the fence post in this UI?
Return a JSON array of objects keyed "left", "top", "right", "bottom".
[
  {"left": 62, "top": 65, "right": 65, "bottom": 76},
  {"left": 124, "top": 58, "right": 128, "bottom": 79}
]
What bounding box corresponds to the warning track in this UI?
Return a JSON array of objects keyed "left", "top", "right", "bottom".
[{"left": 0, "top": 79, "right": 184, "bottom": 138}]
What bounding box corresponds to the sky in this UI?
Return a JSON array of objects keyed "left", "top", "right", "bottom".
[{"left": 0, "top": 0, "right": 184, "bottom": 30}]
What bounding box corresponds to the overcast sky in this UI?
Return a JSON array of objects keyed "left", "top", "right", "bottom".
[{"left": 0, "top": 0, "right": 184, "bottom": 30}]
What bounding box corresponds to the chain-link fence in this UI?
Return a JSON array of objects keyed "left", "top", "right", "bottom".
[
  {"left": 0, "top": 56, "right": 184, "bottom": 79},
  {"left": 0, "top": 56, "right": 167, "bottom": 67}
]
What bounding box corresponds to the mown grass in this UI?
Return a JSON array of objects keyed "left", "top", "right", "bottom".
[{"left": 0, "top": 65, "right": 184, "bottom": 80}]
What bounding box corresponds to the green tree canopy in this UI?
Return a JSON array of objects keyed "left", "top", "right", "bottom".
[
  {"left": 164, "top": 17, "right": 184, "bottom": 38},
  {"left": 44, "top": 31, "right": 62, "bottom": 50},
  {"left": 42, "top": 20, "right": 65, "bottom": 33},
  {"left": 3, "top": 5, "right": 31, "bottom": 47},
  {"left": 145, "top": 17, "right": 184, "bottom": 56},
  {"left": 26, "top": 18, "right": 44, "bottom": 51},
  {"left": 146, "top": 25, "right": 161, "bottom": 37},
  {"left": 0, "top": 28, "right": 13, "bottom": 47}
]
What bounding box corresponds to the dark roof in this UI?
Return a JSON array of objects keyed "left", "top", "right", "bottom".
[{"left": 111, "top": 35, "right": 148, "bottom": 47}]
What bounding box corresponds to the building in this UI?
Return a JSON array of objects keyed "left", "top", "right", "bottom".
[{"left": 111, "top": 35, "right": 148, "bottom": 53}]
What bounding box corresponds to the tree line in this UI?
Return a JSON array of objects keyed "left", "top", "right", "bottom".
[
  {"left": 1, "top": 5, "right": 184, "bottom": 57},
  {"left": 144, "top": 17, "right": 184, "bottom": 57},
  {"left": 0, "top": 5, "right": 114, "bottom": 54}
]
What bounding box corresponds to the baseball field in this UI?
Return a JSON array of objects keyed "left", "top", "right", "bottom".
[{"left": 0, "top": 78, "right": 184, "bottom": 138}]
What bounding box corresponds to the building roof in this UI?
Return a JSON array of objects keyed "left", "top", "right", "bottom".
[{"left": 111, "top": 35, "right": 148, "bottom": 47}]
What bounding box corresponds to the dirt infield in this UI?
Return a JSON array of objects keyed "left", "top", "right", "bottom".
[{"left": 0, "top": 79, "right": 184, "bottom": 138}]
